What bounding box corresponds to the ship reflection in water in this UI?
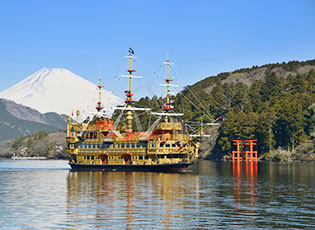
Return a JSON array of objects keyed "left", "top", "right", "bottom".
[
  {"left": 66, "top": 170, "right": 202, "bottom": 229},
  {"left": 65, "top": 160, "right": 315, "bottom": 229},
  {"left": 0, "top": 160, "right": 314, "bottom": 229}
]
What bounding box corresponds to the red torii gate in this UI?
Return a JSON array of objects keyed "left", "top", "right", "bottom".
[{"left": 232, "top": 139, "right": 258, "bottom": 161}]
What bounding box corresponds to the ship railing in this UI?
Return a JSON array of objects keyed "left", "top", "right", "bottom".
[{"left": 148, "top": 134, "right": 190, "bottom": 141}]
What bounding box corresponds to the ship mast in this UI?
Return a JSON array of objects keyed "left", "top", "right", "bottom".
[
  {"left": 119, "top": 52, "right": 144, "bottom": 139},
  {"left": 126, "top": 54, "right": 135, "bottom": 138},
  {"left": 115, "top": 50, "right": 152, "bottom": 139},
  {"left": 163, "top": 60, "right": 175, "bottom": 123},
  {"left": 96, "top": 73, "right": 104, "bottom": 112}
]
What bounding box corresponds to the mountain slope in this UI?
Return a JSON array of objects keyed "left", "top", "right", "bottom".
[
  {"left": 0, "top": 68, "right": 123, "bottom": 116},
  {"left": 0, "top": 98, "right": 67, "bottom": 141},
  {"left": 192, "top": 59, "right": 315, "bottom": 94}
]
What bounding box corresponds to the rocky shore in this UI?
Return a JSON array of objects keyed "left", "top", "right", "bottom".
[{"left": 261, "top": 141, "right": 315, "bottom": 162}]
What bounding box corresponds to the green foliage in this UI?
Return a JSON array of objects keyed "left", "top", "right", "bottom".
[
  {"left": 12, "top": 137, "right": 24, "bottom": 150},
  {"left": 215, "top": 69, "right": 315, "bottom": 156},
  {"left": 173, "top": 60, "right": 315, "bottom": 157},
  {"left": 114, "top": 59, "right": 315, "bottom": 159},
  {"left": 45, "top": 141, "right": 56, "bottom": 153},
  {"left": 26, "top": 138, "right": 35, "bottom": 152},
  {"left": 32, "top": 131, "right": 48, "bottom": 141}
]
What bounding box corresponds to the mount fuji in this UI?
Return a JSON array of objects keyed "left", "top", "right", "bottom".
[{"left": 0, "top": 68, "right": 123, "bottom": 117}]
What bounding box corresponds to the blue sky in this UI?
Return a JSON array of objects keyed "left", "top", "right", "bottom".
[{"left": 0, "top": 0, "right": 314, "bottom": 99}]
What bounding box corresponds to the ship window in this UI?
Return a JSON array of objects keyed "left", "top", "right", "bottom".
[
  {"left": 93, "top": 145, "right": 96, "bottom": 149},
  {"left": 85, "top": 144, "right": 87, "bottom": 148},
  {"left": 97, "top": 144, "right": 100, "bottom": 148},
  {"left": 166, "top": 144, "right": 170, "bottom": 148},
  {"left": 160, "top": 143, "right": 164, "bottom": 147},
  {"left": 91, "top": 156, "right": 94, "bottom": 160},
  {"left": 117, "top": 144, "right": 120, "bottom": 148},
  {"left": 87, "top": 156, "right": 90, "bottom": 160},
  {"left": 145, "top": 156, "right": 149, "bottom": 160},
  {"left": 121, "top": 144, "right": 125, "bottom": 148},
  {"left": 139, "top": 156, "right": 143, "bottom": 160},
  {"left": 151, "top": 144, "right": 154, "bottom": 147},
  {"left": 132, "top": 144, "right": 135, "bottom": 148},
  {"left": 172, "top": 144, "right": 176, "bottom": 147},
  {"left": 89, "top": 144, "right": 92, "bottom": 149},
  {"left": 113, "top": 144, "right": 115, "bottom": 148},
  {"left": 126, "top": 144, "right": 130, "bottom": 148},
  {"left": 136, "top": 144, "right": 140, "bottom": 148},
  {"left": 80, "top": 144, "right": 83, "bottom": 148},
  {"left": 102, "top": 143, "right": 110, "bottom": 148},
  {"left": 142, "top": 144, "right": 146, "bottom": 148},
  {"left": 71, "top": 132, "right": 74, "bottom": 137}
]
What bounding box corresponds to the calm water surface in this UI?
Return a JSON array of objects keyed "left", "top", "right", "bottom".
[{"left": 0, "top": 160, "right": 314, "bottom": 229}]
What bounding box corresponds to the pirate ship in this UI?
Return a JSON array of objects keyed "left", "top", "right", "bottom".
[{"left": 66, "top": 52, "right": 203, "bottom": 171}]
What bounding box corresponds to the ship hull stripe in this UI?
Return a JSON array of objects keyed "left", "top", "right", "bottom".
[{"left": 69, "top": 162, "right": 193, "bottom": 172}]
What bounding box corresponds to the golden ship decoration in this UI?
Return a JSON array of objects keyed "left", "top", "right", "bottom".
[{"left": 66, "top": 49, "right": 218, "bottom": 171}]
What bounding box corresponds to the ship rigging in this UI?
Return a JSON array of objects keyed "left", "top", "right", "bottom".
[{"left": 66, "top": 50, "right": 217, "bottom": 171}]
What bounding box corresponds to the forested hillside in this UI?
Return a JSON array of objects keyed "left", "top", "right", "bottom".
[{"left": 134, "top": 59, "right": 315, "bottom": 160}]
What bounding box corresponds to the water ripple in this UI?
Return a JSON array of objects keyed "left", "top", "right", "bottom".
[{"left": 0, "top": 160, "right": 314, "bottom": 229}]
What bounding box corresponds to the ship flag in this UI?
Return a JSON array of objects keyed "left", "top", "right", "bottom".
[{"left": 128, "top": 47, "right": 135, "bottom": 54}]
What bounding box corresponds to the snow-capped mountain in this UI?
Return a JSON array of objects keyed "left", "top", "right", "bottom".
[{"left": 0, "top": 68, "right": 123, "bottom": 117}]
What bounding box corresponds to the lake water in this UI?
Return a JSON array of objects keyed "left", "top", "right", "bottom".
[{"left": 0, "top": 160, "right": 314, "bottom": 229}]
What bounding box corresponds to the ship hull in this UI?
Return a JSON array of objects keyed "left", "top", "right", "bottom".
[{"left": 69, "top": 162, "right": 193, "bottom": 172}]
